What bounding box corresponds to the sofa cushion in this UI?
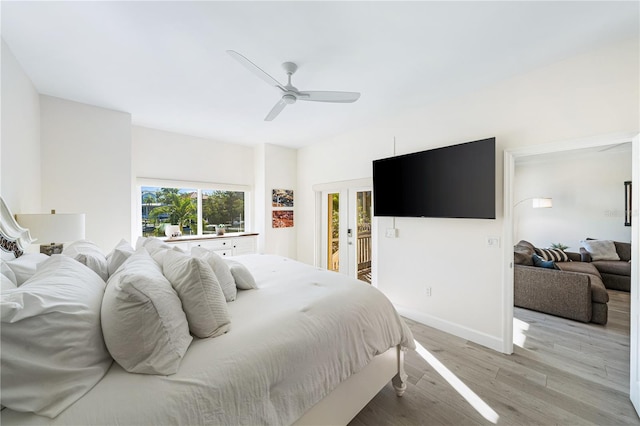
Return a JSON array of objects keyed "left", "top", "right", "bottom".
[
  {"left": 592, "top": 260, "right": 631, "bottom": 277},
  {"left": 587, "top": 275, "right": 609, "bottom": 304},
  {"left": 613, "top": 241, "right": 631, "bottom": 262},
  {"left": 556, "top": 262, "right": 608, "bottom": 303},
  {"left": 555, "top": 261, "right": 601, "bottom": 277}
]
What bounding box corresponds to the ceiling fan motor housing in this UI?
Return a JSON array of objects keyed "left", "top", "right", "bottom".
[{"left": 282, "top": 94, "right": 297, "bottom": 104}]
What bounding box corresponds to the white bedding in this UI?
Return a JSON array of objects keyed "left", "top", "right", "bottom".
[{"left": 1, "top": 254, "right": 414, "bottom": 425}]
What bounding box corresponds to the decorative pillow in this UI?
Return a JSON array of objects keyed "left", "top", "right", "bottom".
[
  {"left": 138, "top": 236, "right": 172, "bottom": 255},
  {"left": 162, "top": 250, "right": 230, "bottom": 338},
  {"left": 534, "top": 248, "right": 570, "bottom": 262},
  {"left": 1, "top": 255, "right": 112, "bottom": 418},
  {"left": 532, "top": 254, "right": 557, "bottom": 269},
  {"left": 224, "top": 259, "right": 258, "bottom": 290},
  {"left": 150, "top": 246, "right": 185, "bottom": 266},
  {"left": 514, "top": 241, "right": 535, "bottom": 266},
  {"left": 63, "top": 240, "right": 108, "bottom": 281},
  {"left": 106, "top": 239, "right": 135, "bottom": 276},
  {"left": 580, "top": 240, "right": 620, "bottom": 261},
  {"left": 101, "top": 247, "right": 192, "bottom": 375},
  {"left": 191, "top": 247, "right": 237, "bottom": 302},
  {"left": 4, "top": 253, "right": 49, "bottom": 285}
]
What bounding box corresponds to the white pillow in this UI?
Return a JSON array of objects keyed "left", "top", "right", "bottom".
[
  {"left": 191, "top": 246, "right": 237, "bottom": 302},
  {"left": 581, "top": 240, "right": 620, "bottom": 261},
  {"left": 162, "top": 250, "right": 230, "bottom": 338},
  {"left": 224, "top": 259, "right": 258, "bottom": 290},
  {"left": 63, "top": 240, "right": 108, "bottom": 281},
  {"left": 106, "top": 239, "right": 135, "bottom": 276},
  {"left": 1, "top": 255, "right": 112, "bottom": 418},
  {"left": 150, "top": 246, "right": 185, "bottom": 266},
  {"left": 102, "top": 247, "right": 192, "bottom": 375},
  {"left": 4, "top": 253, "right": 49, "bottom": 285},
  {"left": 139, "top": 236, "right": 172, "bottom": 255}
]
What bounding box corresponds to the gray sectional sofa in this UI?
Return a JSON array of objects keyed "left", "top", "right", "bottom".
[
  {"left": 514, "top": 240, "right": 608, "bottom": 324},
  {"left": 580, "top": 239, "right": 631, "bottom": 292}
]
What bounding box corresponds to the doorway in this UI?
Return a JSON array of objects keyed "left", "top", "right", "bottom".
[
  {"left": 321, "top": 187, "right": 373, "bottom": 283},
  {"left": 503, "top": 133, "right": 639, "bottom": 414}
]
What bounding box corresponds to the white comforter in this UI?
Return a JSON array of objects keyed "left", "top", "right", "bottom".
[{"left": 2, "top": 255, "right": 414, "bottom": 426}]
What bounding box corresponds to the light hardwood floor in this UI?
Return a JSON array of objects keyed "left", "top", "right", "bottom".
[{"left": 350, "top": 290, "right": 639, "bottom": 425}]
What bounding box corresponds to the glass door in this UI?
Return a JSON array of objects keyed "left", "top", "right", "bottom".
[
  {"left": 327, "top": 192, "right": 341, "bottom": 273},
  {"left": 322, "top": 188, "right": 372, "bottom": 283},
  {"left": 354, "top": 190, "right": 372, "bottom": 283}
]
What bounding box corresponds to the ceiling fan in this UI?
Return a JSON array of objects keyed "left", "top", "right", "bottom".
[{"left": 227, "top": 50, "right": 361, "bottom": 121}]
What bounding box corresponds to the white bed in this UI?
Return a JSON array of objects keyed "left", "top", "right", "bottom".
[{"left": 1, "top": 199, "right": 414, "bottom": 425}]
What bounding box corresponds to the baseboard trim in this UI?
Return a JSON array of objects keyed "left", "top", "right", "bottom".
[{"left": 394, "top": 304, "right": 505, "bottom": 353}]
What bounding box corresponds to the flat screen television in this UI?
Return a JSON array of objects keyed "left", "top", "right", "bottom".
[{"left": 373, "top": 137, "right": 495, "bottom": 219}]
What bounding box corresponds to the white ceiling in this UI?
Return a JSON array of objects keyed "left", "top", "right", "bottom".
[{"left": 2, "top": 1, "right": 638, "bottom": 148}]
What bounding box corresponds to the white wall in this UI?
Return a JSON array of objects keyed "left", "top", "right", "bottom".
[
  {"left": 297, "top": 38, "right": 639, "bottom": 351},
  {"left": 132, "top": 126, "right": 254, "bottom": 187},
  {"left": 254, "top": 143, "right": 297, "bottom": 258},
  {"left": 1, "top": 40, "right": 41, "bottom": 213},
  {"left": 132, "top": 126, "right": 255, "bottom": 240},
  {"left": 40, "top": 96, "right": 132, "bottom": 253},
  {"left": 515, "top": 147, "right": 632, "bottom": 249}
]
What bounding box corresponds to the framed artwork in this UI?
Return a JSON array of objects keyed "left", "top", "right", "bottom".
[
  {"left": 272, "top": 210, "right": 294, "bottom": 228},
  {"left": 272, "top": 189, "right": 294, "bottom": 208},
  {"left": 624, "top": 181, "right": 632, "bottom": 227}
]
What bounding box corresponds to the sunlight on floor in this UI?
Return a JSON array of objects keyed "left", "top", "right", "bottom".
[
  {"left": 413, "top": 340, "right": 500, "bottom": 424},
  {"left": 513, "top": 317, "right": 530, "bottom": 348}
]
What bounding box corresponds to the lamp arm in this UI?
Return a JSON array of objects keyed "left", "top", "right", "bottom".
[
  {"left": 513, "top": 197, "right": 534, "bottom": 208},
  {"left": 514, "top": 197, "right": 553, "bottom": 209}
]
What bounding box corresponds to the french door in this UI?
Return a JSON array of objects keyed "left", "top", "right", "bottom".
[{"left": 321, "top": 187, "right": 372, "bottom": 283}]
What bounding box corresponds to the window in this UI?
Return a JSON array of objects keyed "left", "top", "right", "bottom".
[
  {"left": 202, "top": 190, "right": 245, "bottom": 234},
  {"left": 140, "top": 185, "right": 246, "bottom": 238}
]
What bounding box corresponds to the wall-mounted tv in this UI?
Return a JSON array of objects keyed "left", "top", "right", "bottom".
[{"left": 373, "top": 137, "right": 495, "bottom": 219}]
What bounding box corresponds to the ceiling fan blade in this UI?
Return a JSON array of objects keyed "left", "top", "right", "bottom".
[
  {"left": 265, "top": 99, "right": 287, "bottom": 121},
  {"left": 297, "top": 91, "right": 360, "bottom": 103},
  {"left": 226, "top": 50, "right": 286, "bottom": 91}
]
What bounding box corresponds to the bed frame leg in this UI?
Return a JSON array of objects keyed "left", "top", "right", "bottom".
[{"left": 392, "top": 345, "right": 408, "bottom": 397}]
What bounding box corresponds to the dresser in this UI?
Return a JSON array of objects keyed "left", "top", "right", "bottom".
[{"left": 164, "top": 233, "right": 258, "bottom": 257}]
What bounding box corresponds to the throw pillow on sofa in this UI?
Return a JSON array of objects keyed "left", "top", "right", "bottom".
[
  {"left": 532, "top": 254, "right": 557, "bottom": 269},
  {"left": 514, "top": 240, "right": 535, "bottom": 266},
  {"left": 580, "top": 239, "right": 620, "bottom": 261},
  {"left": 534, "top": 247, "right": 570, "bottom": 262}
]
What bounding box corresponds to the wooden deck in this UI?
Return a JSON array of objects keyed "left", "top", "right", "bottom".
[{"left": 350, "top": 289, "right": 638, "bottom": 425}]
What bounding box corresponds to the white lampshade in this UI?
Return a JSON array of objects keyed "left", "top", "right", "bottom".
[
  {"left": 531, "top": 198, "right": 553, "bottom": 209},
  {"left": 15, "top": 213, "right": 86, "bottom": 244}
]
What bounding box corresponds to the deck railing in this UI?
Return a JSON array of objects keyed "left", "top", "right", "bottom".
[{"left": 330, "top": 226, "right": 372, "bottom": 280}]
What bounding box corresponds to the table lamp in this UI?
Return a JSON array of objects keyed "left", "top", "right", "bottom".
[{"left": 15, "top": 210, "right": 86, "bottom": 255}]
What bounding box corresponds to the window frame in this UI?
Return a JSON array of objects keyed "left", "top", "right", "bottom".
[{"left": 135, "top": 178, "right": 252, "bottom": 239}]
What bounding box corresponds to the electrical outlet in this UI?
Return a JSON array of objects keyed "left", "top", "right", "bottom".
[
  {"left": 425, "top": 287, "right": 432, "bottom": 297},
  {"left": 385, "top": 228, "right": 398, "bottom": 238}
]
